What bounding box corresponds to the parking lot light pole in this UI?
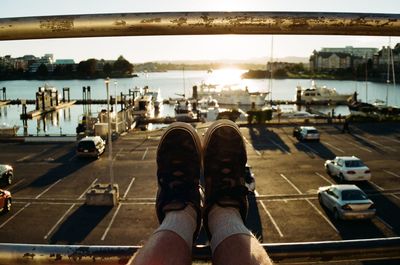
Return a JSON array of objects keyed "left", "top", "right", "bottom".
[{"left": 105, "top": 77, "right": 114, "bottom": 185}]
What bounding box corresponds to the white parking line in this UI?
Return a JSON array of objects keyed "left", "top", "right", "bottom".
[
  {"left": 35, "top": 179, "right": 63, "bottom": 199},
  {"left": 383, "top": 170, "right": 400, "bottom": 178},
  {"left": 68, "top": 154, "right": 77, "bottom": 162},
  {"left": 44, "top": 204, "right": 76, "bottom": 240},
  {"left": 381, "top": 135, "right": 400, "bottom": 144},
  {"left": 354, "top": 134, "right": 396, "bottom": 152},
  {"left": 270, "top": 139, "right": 291, "bottom": 155},
  {"left": 16, "top": 148, "right": 49, "bottom": 162},
  {"left": 123, "top": 177, "right": 136, "bottom": 199},
  {"left": 306, "top": 199, "right": 339, "bottom": 233},
  {"left": 299, "top": 143, "right": 319, "bottom": 155},
  {"left": 254, "top": 190, "right": 284, "bottom": 237},
  {"left": 0, "top": 203, "right": 31, "bottom": 229},
  {"left": 329, "top": 134, "right": 373, "bottom": 153},
  {"left": 8, "top": 179, "right": 25, "bottom": 190},
  {"left": 391, "top": 194, "right": 400, "bottom": 201},
  {"left": 323, "top": 142, "right": 345, "bottom": 153},
  {"left": 101, "top": 204, "right": 122, "bottom": 241},
  {"left": 280, "top": 174, "right": 302, "bottom": 194},
  {"left": 141, "top": 147, "right": 148, "bottom": 160},
  {"left": 315, "top": 172, "right": 334, "bottom": 185},
  {"left": 376, "top": 216, "right": 393, "bottom": 231},
  {"left": 368, "top": 181, "right": 384, "bottom": 191},
  {"left": 243, "top": 136, "right": 261, "bottom": 156},
  {"left": 78, "top": 178, "right": 98, "bottom": 200},
  {"left": 348, "top": 142, "right": 373, "bottom": 153}
]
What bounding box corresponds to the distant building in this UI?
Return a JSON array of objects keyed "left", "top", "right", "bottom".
[
  {"left": 55, "top": 59, "right": 75, "bottom": 65},
  {"left": 373, "top": 44, "right": 400, "bottom": 70},
  {"left": 310, "top": 51, "right": 352, "bottom": 72},
  {"left": 321, "top": 46, "right": 377, "bottom": 59}
]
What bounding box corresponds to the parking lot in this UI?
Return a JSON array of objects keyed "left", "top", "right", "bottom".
[{"left": 0, "top": 122, "right": 399, "bottom": 248}]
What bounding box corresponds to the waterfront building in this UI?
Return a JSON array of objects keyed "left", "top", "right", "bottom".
[
  {"left": 309, "top": 46, "right": 378, "bottom": 73},
  {"left": 321, "top": 46, "right": 377, "bottom": 58}
]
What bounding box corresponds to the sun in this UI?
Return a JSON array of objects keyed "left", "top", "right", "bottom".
[{"left": 206, "top": 68, "right": 246, "bottom": 86}]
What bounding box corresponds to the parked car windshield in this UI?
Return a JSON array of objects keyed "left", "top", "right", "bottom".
[
  {"left": 341, "top": 190, "right": 367, "bottom": 201},
  {"left": 345, "top": 160, "right": 364, "bottom": 167},
  {"left": 307, "top": 129, "right": 318, "bottom": 134},
  {"left": 78, "top": 141, "right": 95, "bottom": 149}
]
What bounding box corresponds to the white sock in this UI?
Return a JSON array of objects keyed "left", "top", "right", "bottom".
[
  {"left": 154, "top": 205, "right": 197, "bottom": 249},
  {"left": 208, "top": 205, "right": 254, "bottom": 253}
]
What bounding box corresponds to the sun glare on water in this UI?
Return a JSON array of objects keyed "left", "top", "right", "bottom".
[{"left": 206, "top": 68, "right": 246, "bottom": 87}]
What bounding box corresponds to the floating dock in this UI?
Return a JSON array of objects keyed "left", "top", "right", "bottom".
[{"left": 20, "top": 100, "right": 76, "bottom": 119}]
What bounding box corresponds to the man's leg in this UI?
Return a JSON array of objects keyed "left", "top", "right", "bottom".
[
  {"left": 203, "top": 120, "right": 273, "bottom": 265},
  {"left": 132, "top": 122, "right": 203, "bottom": 265}
]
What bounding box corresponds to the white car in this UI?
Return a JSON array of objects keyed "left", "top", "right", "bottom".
[
  {"left": 297, "top": 126, "right": 320, "bottom": 141},
  {"left": 0, "top": 164, "right": 13, "bottom": 185},
  {"left": 318, "top": 184, "right": 376, "bottom": 220},
  {"left": 244, "top": 164, "right": 255, "bottom": 193},
  {"left": 325, "top": 156, "right": 371, "bottom": 182},
  {"left": 76, "top": 136, "right": 106, "bottom": 158}
]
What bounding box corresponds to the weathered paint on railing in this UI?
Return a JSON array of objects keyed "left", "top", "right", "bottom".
[
  {"left": 0, "top": 12, "right": 400, "bottom": 41},
  {"left": 1, "top": 10, "right": 400, "bottom": 264},
  {"left": 1, "top": 237, "right": 400, "bottom": 264}
]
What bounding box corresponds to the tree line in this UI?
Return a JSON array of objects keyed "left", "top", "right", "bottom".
[{"left": 0, "top": 55, "right": 134, "bottom": 80}]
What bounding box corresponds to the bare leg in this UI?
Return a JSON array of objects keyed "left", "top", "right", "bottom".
[
  {"left": 132, "top": 230, "right": 192, "bottom": 265},
  {"left": 213, "top": 234, "right": 273, "bottom": 265},
  {"left": 132, "top": 122, "right": 202, "bottom": 265}
]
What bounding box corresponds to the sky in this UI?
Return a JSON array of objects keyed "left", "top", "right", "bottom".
[{"left": 1, "top": 0, "right": 400, "bottom": 63}]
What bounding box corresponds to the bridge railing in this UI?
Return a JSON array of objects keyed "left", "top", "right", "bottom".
[{"left": 1, "top": 11, "right": 400, "bottom": 264}]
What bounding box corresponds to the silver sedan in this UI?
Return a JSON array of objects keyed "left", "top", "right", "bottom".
[{"left": 318, "top": 184, "right": 376, "bottom": 220}]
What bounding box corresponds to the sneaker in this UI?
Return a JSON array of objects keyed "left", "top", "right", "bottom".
[
  {"left": 203, "top": 120, "right": 249, "bottom": 236},
  {"left": 156, "top": 122, "right": 203, "bottom": 241}
]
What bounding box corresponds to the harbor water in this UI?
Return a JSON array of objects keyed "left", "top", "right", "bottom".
[{"left": 0, "top": 69, "right": 398, "bottom": 135}]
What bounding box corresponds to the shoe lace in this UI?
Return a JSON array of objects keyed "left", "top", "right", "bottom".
[
  {"left": 215, "top": 158, "right": 247, "bottom": 197},
  {"left": 159, "top": 155, "right": 197, "bottom": 202}
]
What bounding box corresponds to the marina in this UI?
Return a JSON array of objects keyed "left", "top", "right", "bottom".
[{"left": 0, "top": 70, "right": 399, "bottom": 136}]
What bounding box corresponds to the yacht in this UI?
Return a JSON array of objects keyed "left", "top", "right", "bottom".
[
  {"left": 197, "top": 83, "right": 267, "bottom": 106},
  {"left": 143, "top": 86, "right": 162, "bottom": 110},
  {"left": 296, "top": 80, "right": 352, "bottom": 104},
  {"left": 174, "top": 99, "right": 196, "bottom": 122}
]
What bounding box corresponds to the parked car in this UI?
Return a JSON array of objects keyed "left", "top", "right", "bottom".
[
  {"left": 293, "top": 125, "right": 301, "bottom": 138},
  {"left": 244, "top": 164, "right": 255, "bottom": 192},
  {"left": 297, "top": 126, "right": 320, "bottom": 141},
  {"left": 76, "top": 136, "right": 106, "bottom": 158},
  {"left": 0, "top": 164, "right": 13, "bottom": 185},
  {"left": 325, "top": 156, "right": 371, "bottom": 182},
  {"left": 318, "top": 184, "right": 376, "bottom": 220},
  {"left": 0, "top": 189, "right": 11, "bottom": 213}
]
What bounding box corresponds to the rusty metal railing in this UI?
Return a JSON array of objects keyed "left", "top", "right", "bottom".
[
  {"left": 1, "top": 237, "right": 400, "bottom": 264},
  {"left": 1, "top": 10, "right": 400, "bottom": 264},
  {"left": 0, "top": 12, "right": 400, "bottom": 40}
]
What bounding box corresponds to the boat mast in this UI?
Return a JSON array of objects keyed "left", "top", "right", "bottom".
[
  {"left": 182, "top": 65, "right": 186, "bottom": 98},
  {"left": 267, "top": 35, "right": 274, "bottom": 105},
  {"left": 365, "top": 54, "right": 368, "bottom": 103},
  {"left": 386, "top": 38, "right": 391, "bottom": 106},
  {"left": 390, "top": 41, "right": 396, "bottom": 107}
]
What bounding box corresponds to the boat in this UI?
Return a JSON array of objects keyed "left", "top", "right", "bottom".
[
  {"left": 143, "top": 86, "right": 162, "bottom": 110},
  {"left": 196, "top": 83, "right": 267, "bottom": 106},
  {"left": 174, "top": 99, "right": 196, "bottom": 122},
  {"left": 0, "top": 123, "right": 20, "bottom": 136},
  {"left": 296, "top": 80, "right": 352, "bottom": 104}
]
